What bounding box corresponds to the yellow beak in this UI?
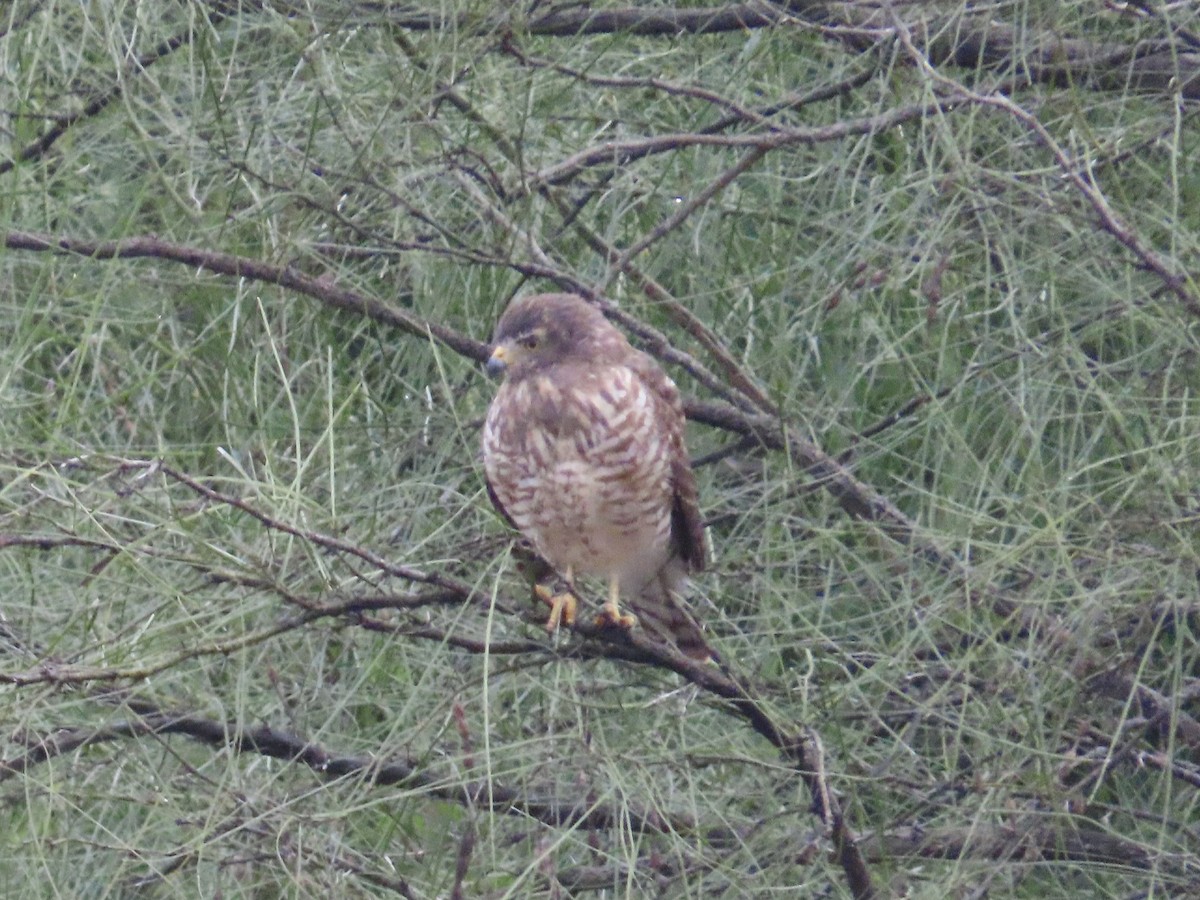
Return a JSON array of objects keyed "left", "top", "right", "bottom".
[{"left": 486, "top": 344, "right": 509, "bottom": 377}]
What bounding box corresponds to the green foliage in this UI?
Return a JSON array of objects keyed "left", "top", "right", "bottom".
[{"left": 0, "top": 1, "right": 1198, "bottom": 896}]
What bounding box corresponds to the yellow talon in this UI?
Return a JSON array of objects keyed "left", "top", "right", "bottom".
[
  {"left": 534, "top": 565, "right": 577, "bottom": 633},
  {"left": 595, "top": 577, "right": 637, "bottom": 630},
  {"left": 534, "top": 584, "right": 578, "bottom": 633}
]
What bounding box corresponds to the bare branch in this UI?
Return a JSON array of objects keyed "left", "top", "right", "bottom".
[
  {"left": 0, "top": 230, "right": 490, "bottom": 363},
  {"left": 334, "top": 2, "right": 1200, "bottom": 97},
  {"left": 351, "top": 2, "right": 799, "bottom": 36},
  {"left": 861, "top": 821, "right": 1156, "bottom": 869},
  {"left": 532, "top": 100, "right": 958, "bottom": 187},
  {"left": 0, "top": 3, "right": 246, "bottom": 173},
  {"left": 2, "top": 698, "right": 719, "bottom": 839},
  {"left": 888, "top": 13, "right": 1200, "bottom": 315}
]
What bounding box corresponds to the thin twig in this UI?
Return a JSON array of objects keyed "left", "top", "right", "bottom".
[
  {"left": 533, "top": 100, "right": 959, "bottom": 187},
  {"left": 0, "top": 3, "right": 247, "bottom": 174},
  {"left": 888, "top": 13, "right": 1200, "bottom": 315}
]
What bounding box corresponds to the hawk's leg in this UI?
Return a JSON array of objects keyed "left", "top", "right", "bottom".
[
  {"left": 534, "top": 565, "right": 577, "bottom": 634},
  {"left": 596, "top": 576, "right": 637, "bottom": 630}
]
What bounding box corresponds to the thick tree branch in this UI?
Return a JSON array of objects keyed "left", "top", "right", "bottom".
[
  {"left": 860, "top": 821, "right": 1156, "bottom": 870},
  {"left": 328, "top": 2, "right": 1200, "bottom": 98},
  {"left": 352, "top": 1, "right": 805, "bottom": 36}
]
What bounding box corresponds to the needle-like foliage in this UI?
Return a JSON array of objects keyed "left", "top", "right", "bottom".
[{"left": 1, "top": 2, "right": 1199, "bottom": 897}]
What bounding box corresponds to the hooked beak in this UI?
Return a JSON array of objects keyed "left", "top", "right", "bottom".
[{"left": 486, "top": 344, "right": 509, "bottom": 377}]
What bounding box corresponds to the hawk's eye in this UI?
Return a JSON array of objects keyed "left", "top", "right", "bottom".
[{"left": 520, "top": 333, "right": 540, "bottom": 350}]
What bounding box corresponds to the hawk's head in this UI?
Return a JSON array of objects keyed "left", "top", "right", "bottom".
[{"left": 486, "top": 293, "right": 618, "bottom": 378}]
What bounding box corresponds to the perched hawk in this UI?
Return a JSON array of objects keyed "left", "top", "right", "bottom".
[{"left": 482, "top": 292, "right": 711, "bottom": 660}]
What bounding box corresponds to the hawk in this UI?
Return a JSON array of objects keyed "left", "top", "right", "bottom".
[{"left": 482, "top": 292, "right": 712, "bottom": 660}]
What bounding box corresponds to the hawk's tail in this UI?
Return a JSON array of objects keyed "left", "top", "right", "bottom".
[{"left": 634, "top": 563, "right": 715, "bottom": 662}]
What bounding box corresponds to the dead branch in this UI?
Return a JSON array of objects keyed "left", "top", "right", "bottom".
[
  {"left": 860, "top": 821, "right": 1156, "bottom": 870},
  {"left": 0, "top": 697, "right": 723, "bottom": 841},
  {"left": 888, "top": 11, "right": 1200, "bottom": 316},
  {"left": 0, "top": 4, "right": 245, "bottom": 174},
  {"left": 321, "top": 2, "right": 1200, "bottom": 98},
  {"left": 0, "top": 230, "right": 490, "bottom": 362}
]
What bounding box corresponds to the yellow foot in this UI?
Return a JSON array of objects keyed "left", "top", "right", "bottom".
[
  {"left": 595, "top": 602, "right": 637, "bottom": 630},
  {"left": 534, "top": 583, "right": 577, "bottom": 634}
]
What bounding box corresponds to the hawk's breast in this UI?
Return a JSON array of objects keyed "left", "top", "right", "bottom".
[{"left": 483, "top": 363, "right": 674, "bottom": 590}]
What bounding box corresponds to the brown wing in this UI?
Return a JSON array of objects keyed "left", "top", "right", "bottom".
[
  {"left": 625, "top": 348, "right": 705, "bottom": 573},
  {"left": 485, "top": 476, "right": 518, "bottom": 532},
  {"left": 633, "top": 364, "right": 714, "bottom": 660},
  {"left": 671, "top": 457, "right": 706, "bottom": 572},
  {"left": 486, "top": 473, "right": 556, "bottom": 586}
]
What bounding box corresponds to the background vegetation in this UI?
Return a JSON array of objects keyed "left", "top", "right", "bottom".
[{"left": 1, "top": 1, "right": 1199, "bottom": 896}]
